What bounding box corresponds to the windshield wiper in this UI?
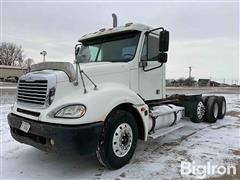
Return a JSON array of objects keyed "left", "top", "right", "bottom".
[
  {"left": 74, "top": 44, "right": 98, "bottom": 93},
  {"left": 94, "top": 43, "right": 102, "bottom": 62}
]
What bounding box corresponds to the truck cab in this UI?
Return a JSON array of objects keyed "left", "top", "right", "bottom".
[
  {"left": 77, "top": 24, "right": 167, "bottom": 100},
  {"left": 8, "top": 23, "right": 226, "bottom": 169}
]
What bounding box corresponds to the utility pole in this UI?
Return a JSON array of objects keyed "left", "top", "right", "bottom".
[
  {"left": 40, "top": 51, "right": 47, "bottom": 62},
  {"left": 188, "top": 66, "right": 192, "bottom": 78}
]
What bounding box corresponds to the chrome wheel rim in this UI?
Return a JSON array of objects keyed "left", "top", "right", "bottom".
[
  {"left": 213, "top": 102, "right": 219, "bottom": 118},
  {"left": 197, "top": 101, "right": 205, "bottom": 120},
  {"left": 112, "top": 123, "right": 133, "bottom": 158}
]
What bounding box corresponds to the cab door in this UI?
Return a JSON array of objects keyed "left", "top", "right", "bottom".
[{"left": 138, "top": 34, "right": 166, "bottom": 101}]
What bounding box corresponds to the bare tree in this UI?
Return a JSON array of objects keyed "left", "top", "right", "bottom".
[
  {"left": 23, "top": 58, "right": 34, "bottom": 72},
  {"left": 0, "top": 42, "right": 25, "bottom": 66},
  {"left": 23, "top": 58, "right": 34, "bottom": 68},
  {"left": 176, "top": 78, "right": 185, "bottom": 86},
  {"left": 184, "top": 77, "right": 196, "bottom": 86}
]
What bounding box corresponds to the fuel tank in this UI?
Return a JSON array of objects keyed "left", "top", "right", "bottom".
[{"left": 148, "top": 104, "right": 184, "bottom": 132}]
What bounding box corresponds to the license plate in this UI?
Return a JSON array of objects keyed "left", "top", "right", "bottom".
[{"left": 20, "top": 121, "right": 31, "bottom": 133}]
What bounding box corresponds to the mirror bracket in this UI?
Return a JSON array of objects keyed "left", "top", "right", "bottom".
[
  {"left": 144, "top": 27, "right": 168, "bottom": 62},
  {"left": 139, "top": 61, "right": 148, "bottom": 68},
  {"left": 143, "top": 63, "right": 163, "bottom": 72},
  {"left": 146, "top": 27, "right": 165, "bottom": 34},
  {"left": 141, "top": 27, "right": 167, "bottom": 72}
]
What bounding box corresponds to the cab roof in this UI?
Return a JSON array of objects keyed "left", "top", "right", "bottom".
[{"left": 78, "top": 23, "right": 152, "bottom": 42}]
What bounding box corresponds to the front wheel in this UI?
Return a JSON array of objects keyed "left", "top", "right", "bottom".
[{"left": 96, "top": 110, "right": 138, "bottom": 169}]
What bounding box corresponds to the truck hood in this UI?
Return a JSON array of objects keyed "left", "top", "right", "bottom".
[
  {"left": 26, "top": 61, "right": 131, "bottom": 89},
  {"left": 79, "top": 62, "right": 129, "bottom": 77}
]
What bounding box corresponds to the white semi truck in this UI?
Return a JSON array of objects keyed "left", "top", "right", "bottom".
[{"left": 8, "top": 22, "right": 226, "bottom": 169}]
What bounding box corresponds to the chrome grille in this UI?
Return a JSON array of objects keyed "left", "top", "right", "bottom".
[{"left": 17, "top": 80, "right": 48, "bottom": 105}]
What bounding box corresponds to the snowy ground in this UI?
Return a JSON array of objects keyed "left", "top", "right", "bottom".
[{"left": 1, "top": 88, "right": 240, "bottom": 179}]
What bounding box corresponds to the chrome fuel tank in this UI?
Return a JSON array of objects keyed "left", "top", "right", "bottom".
[{"left": 148, "top": 104, "right": 184, "bottom": 132}]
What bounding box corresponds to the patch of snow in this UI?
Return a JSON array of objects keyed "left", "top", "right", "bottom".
[{"left": 1, "top": 94, "right": 239, "bottom": 179}]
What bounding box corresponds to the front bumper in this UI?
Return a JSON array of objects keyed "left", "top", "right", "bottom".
[{"left": 8, "top": 113, "right": 104, "bottom": 154}]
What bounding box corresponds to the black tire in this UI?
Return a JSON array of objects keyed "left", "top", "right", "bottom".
[
  {"left": 190, "top": 100, "right": 205, "bottom": 123},
  {"left": 205, "top": 96, "right": 219, "bottom": 123},
  {"left": 201, "top": 96, "right": 209, "bottom": 105},
  {"left": 217, "top": 96, "right": 226, "bottom": 119},
  {"left": 201, "top": 96, "right": 209, "bottom": 122},
  {"left": 96, "top": 110, "right": 138, "bottom": 169}
]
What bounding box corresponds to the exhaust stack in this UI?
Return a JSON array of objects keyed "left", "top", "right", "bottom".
[{"left": 112, "top": 13, "right": 117, "bottom": 27}]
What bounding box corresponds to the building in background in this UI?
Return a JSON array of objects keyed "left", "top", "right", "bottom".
[
  {"left": 0, "top": 65, "right": 27, "bottom": 82},
  {"left": 198, "top": 79, "right": 211, "bottom": 87}
]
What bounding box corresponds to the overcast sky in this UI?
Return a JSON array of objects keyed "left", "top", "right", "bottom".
[{"left": 1, "top": 1, "right": 239, "bottom": 83}]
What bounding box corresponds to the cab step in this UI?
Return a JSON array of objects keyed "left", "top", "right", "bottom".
[{"left": 148, "top": 122, "right": 184, "bottom": 139}]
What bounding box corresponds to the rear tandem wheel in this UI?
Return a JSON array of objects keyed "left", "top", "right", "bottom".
[{"left": 201, "top": 96, "right": 226, "bottom": 123}]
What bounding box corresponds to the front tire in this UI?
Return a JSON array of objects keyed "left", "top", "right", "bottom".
[{"left": 96, "top": 110, "right": 138, "bottom": 169}]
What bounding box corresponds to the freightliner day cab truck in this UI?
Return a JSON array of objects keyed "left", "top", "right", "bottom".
[{"left": 8, "top": 21, "right": 226, "bottom": 169}]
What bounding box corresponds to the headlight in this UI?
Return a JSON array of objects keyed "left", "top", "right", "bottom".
[{"left": 54, "top": 104, "right": 86, "bottom": 118}]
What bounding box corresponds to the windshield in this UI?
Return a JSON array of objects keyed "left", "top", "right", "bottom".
[{"left": 77, "top": 31, "right": 141, "bottom": 63}]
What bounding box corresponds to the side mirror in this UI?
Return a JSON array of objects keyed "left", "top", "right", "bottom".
[
  {"left": 158, "top": 52, "right": 168, "bottom": 63},
  {"left": 75, "top": 47, "right": 80, "bottom": 59},
  {"left": 159, "top": 30, "right": 169, "bottom": 52}
]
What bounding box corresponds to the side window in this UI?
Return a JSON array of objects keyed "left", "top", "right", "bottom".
[
  {"left": 141, "top": 35, "right": 159, "bottom": 61},
  {"left": 89, "top": 46, "right": 100, "bottom": 62}
]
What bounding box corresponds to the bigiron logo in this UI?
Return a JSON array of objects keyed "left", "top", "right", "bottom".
[{"left": 180, "top": 161, "right": 237, "bottom": 179}]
